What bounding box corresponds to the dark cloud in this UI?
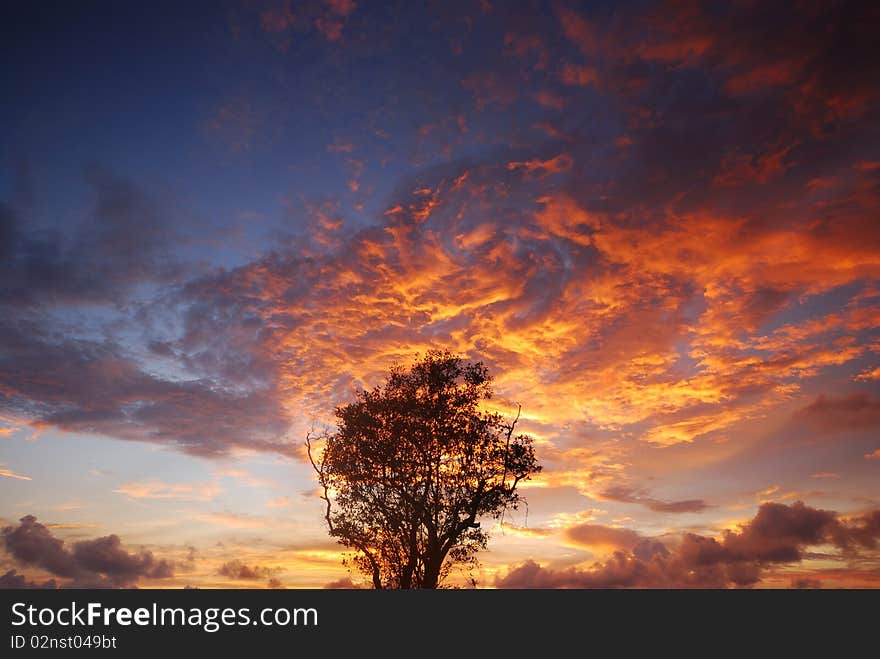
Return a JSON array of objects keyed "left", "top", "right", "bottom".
[
  {"left": 0, "top": 569, "right": 57, "bottom": 589},
  {"left": 632, "top": 538, "right": 670, "bottom": 562},
  {"left": 1, "top": 514, "right": 79, "bottom": 578},
  {"left": 600, "top": 485, "right": 710, "bottom": 514},
  {"left": 719, "top": 501, "right": 836, "bottom": 563},
  {"left": 0, "top": 167, "right": 183, "bottom": 308},
  {"left": 1, "top": 515, "right": 174, "bottom": 588},
  {"left": 0, "top": 166, "right": 293, "bottom": 458},
  {"left": 0, "top": 165, "right": 294, "bottom": 459},
  {"left": 828, "top": 510, "right": 880, "bottom": 552},
  {"left": 795, "top": 394, "right": 880, "bottom": 433},
  {"left": 0, "top": 319, "right": 292, "bottom": 458},
  {"left": 547, "top": 0, "right": 880, "bottom": 240},
  {"left": 217, "top": 560, "right": 279, "bottom": 580},
  {"left": 73, "top": 535, "right": 173, "bottom": 584},
  {"left": 790, "top": 578, "right": 822, "bottom": 589},
  {"left": 498, "top": 502, "right": 880, "bottom": 588},
  {"left": 324, "top": 576, "right": 361, "bottom": 589}
]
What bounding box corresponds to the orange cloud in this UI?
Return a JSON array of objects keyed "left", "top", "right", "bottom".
[
  {"left": 194, "top": 512, "right": 269, "bottom": 529},
  {"left": 215, "top": 164, "right": 877, "bottom": 463},
  {"left": 0, "top": 466, "right": 31, "bottom": 481},
  {"left": 856, "top": 367, "right": 880, "bottom": 381},
  {"left": 724, "top": 58, "right": 803, "bottom": 95},
  {"left": 563, "top": 523, "right": 642, "bottom": 552},
  {"left": 713, "top": 144, "right": 795, "bottom": 188},
  {"left": 533, "top": 90, "right": 566, "bottom": 110},
  {"left": 113, "top": 481, "right": 222, "bottom": 502},
  {"left": 560, "top": 62, "right": 598, "bottom": 86},
  {"left": 507, "top": 154, "right": 573, "bottom": 178}
]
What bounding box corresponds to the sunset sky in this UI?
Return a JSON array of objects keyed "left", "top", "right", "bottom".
[{"left": 2, "top": 0, "right": 879, "bottom": 589}]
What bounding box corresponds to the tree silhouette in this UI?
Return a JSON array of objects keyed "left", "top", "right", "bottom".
[{"left": 307, "top": 350, "right": 541, "bottom": 589}]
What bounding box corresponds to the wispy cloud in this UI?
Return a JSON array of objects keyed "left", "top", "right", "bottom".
[
  {"left": 0, "top": 466, "right": 31, "bottom": 481},
  {"left": 113, "top": 481, "right": 222, "bottom": 502}
]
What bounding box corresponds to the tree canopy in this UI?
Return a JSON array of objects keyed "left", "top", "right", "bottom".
[{"left": 307, "top": 350, "right": 541, "bottom": 589}]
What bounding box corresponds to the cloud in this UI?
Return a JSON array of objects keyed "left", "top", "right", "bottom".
[
  {"left": 324, "top": 0, "right": 355, "bottom": 17},
  {"left": 0, "top": 319, "right": 293, "bottom": 458},
  {"left": 0, "top": 569, "right": 57, "bottom": 589},
  {"left": 324, "top": 576, "right": 361, "bottom": 589},
  {"left": 73, "top": 535, "right": 174, "bottom": 584},
  {"left": 314, "top": 0, "right": 357, "bottom": 42},
  {"left": 500, "top": 524, "right": 554, "bottom": 539},
  {"left": 2, "top": 123, "right": 877, "bottom": 464},
  {"left": 563, "top": 523, "right": 643, "bottom": 551},
  {"left": 855, "top": 367, "right": 880, "bottom": 381},
  {"left": 0, "top": 168, "right": 183, "bottom": 308},
  {"left": 1, "top": 515, "right": 174, "bottom": 588},
  {"left": 560, "top": 63, "right": 597, "bottom": 87},
  {"left": 557, "top": 1, "right": 878, "bottom": 122},
  {"left": 113, "top": 481, "right": 222, "bottom": 502},
  {"left": 217, "top": 560, "right": 279, "bottom": 580},
  {"left": 795, "top": 394, "right": 880, "bottom": 433},
  {"left": 533, "top": 90, "right": 566, "bottom": 110},
  {"left": 713, "top": 144, "right": 794, "bottom": 188},
  {"left": 0, "top": 466, "right": 31, "bottom": 481},
  {"left": 194, "top": 513, "right": 269, "bottom": 529},
  {"left": 497, "top": 502, "right": 880, "bottom": 588},
  {"left": 598, "top": 485, "right": 710, "bottom": 514},
  {"left": 507, "top": 154, "right": 573, "bottom": 178}
]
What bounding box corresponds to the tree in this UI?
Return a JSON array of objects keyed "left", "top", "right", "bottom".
[{"left": 306, "top": 350, "right": 541, "bottom": 589}]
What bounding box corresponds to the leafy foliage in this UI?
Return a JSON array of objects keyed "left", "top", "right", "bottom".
[{"left": 307, "top": 350, "right": 541, "bottom": 588}]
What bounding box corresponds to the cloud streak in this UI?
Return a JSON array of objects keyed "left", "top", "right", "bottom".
[
  {"left": 0, "top": 466, "right": 31, "bottom": 481},
  {"left": 597, "top": 486, "right": 710, "bottom": 514}
]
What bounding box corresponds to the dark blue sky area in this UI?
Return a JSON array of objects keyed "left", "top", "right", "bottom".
[{"left": 4, "top": 1, "right": 605, "bottom": 269}]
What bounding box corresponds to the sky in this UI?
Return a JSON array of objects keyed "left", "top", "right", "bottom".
[{"left": 1, "top": 0, "right": 879, "bottom": 589}]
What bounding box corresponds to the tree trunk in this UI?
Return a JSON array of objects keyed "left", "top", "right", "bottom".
[{"left": 422, "top": 553, "right": 442, "bottom": 589}]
